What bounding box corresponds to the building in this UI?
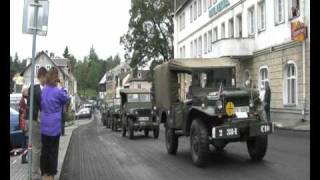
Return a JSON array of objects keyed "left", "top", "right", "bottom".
[
  {"left": 105, "top": 62, "right": 132, "bottom": 100},
  {"left": 20, "top": 51, "right": 79, "bottom": 111},
  {"left": 128, "top": 70, "right": 152, "bottom": 90},
  {"left": 173, "top": 0, "right": 310, "bottom": 123}
]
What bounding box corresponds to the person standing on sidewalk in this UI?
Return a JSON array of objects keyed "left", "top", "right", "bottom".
[
  {"left": 40, "top": 67, "right": 69, "bottom": 180},
  {"left": 19, "top": 85, "right": 29, "bottom": 164},
  {"left": 26, "top": 67, "right": 47, "bottom": 179},
  {"left": 264, "top": 81, "right": 271, "bottom": 122}
]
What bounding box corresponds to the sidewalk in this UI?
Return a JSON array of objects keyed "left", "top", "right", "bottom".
[
  {"left": 273, "top": 119, "right": 310, "bottom": 131},
  {"left": 10, "top": 117, "right": 93, "bottom": 180}
]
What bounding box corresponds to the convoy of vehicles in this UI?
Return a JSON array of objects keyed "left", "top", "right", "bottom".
[{"left": 153, "top": 58, "right": 273, "bottom": 167}]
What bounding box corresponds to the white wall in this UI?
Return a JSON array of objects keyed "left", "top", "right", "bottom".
[{"left": 174, "top": 0, "right": 309, "bottom": 58}]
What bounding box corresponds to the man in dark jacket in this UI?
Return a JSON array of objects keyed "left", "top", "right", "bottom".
[
  {"left": 26, "top": 67, "right": 47, "bottom": 179},
  {"left": 264, "top": 81, "right": 271, "bottom": 122}
]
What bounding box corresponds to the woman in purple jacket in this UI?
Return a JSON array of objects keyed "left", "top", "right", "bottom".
[{"left": 40, "top": 67, "right": 68, "bottom": 180}]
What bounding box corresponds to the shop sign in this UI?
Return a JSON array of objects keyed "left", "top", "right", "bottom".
[
  {"left": 291, "top": 20, "right": 307, "bottom": 42},
  {"left": 209, "top": 0, "right": 230, "bottom": 18}
]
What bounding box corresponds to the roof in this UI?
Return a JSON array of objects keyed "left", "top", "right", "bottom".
[
  {"left": 120, "top": 88, "right": 151, "bottom": 94},
  {"left": 52, "top": 58, "right": 69, "bottom": 67},
  {"left": 155, "top": 57, "right": 238, "bottom": 72},
  {"left": 99, "top": 73, "right": 107, "bottom": 84}
]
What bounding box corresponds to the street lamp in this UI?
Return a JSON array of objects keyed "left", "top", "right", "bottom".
[{"left": 22, "top": 0, "right": 49, "bottom": 180}]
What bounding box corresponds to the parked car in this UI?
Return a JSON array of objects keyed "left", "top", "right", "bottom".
[
  {"left": 153, "top": 58, "right": 273, "bottom": 167},
  {"left": 10, "top": 107, "right": 24, "bottom": 149},
  {"left": 120, "top": 89, "right": 159, "bottom": 139},
  {"left": 75, "top": 107, "right": 91, "bottom": 119}
]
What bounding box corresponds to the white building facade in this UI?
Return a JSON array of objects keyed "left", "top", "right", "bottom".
[{"left": 174, "top": 0, "right": 310, "bottom": 123}]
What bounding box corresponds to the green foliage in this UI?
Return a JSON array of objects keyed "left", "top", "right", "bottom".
[
  {"left": 120, "top": 0, "right": 173, "bottom": 68},
  {"left": 10, "top": 53, "right": 28, "bottom": 93}
]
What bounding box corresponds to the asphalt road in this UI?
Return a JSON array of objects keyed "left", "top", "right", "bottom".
[{"left": 60, "top": 111, "right": 310, "bottom": 180}]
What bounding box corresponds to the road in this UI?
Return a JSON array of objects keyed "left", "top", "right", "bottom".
[{"left": 60, "top": 111, "right": 310, "bottom": 180}]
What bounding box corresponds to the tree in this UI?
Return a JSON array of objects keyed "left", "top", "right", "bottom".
[
  {"left": 120, "top": 0, "right": 173, "bottom": 68},
  {"left": 63, "top": 46, "right": 70, "bottom": 59}
]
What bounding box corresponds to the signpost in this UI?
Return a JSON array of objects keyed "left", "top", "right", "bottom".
[{"left": 22, "top": 0, "right": 49, "bottom": 179}]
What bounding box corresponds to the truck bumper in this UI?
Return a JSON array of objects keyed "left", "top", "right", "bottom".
[
  {"left": 133, "top": 121, "right": 159, "bottom": 130},
  {"left": 210, "top": 120, "right": 274, "bottom": 140}
]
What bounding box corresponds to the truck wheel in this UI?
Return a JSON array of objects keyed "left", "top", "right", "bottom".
[
  {"left": 190, "top": 119, "right": 209, "bottom": 167},
  {"left": 246, "top": 135, "right": 268, "bottom": 161},
  {"left": 144, "top": 130, "right": 149, "bottom": 137},
  {"left": 129, "top": 119, "right": 134, "bottom": 139},
  {"left": 122, "top": 126, "right": 126, "bottom": 137},
  {"left": 153, "top": 126, "right": 159, "bottom": 139},
  {"left": 165, "top": 126, "right": 178, "bottom": 155}
]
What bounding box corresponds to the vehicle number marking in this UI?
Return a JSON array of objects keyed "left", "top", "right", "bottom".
[
  {"left": 226, "top": 128, "right": 238, "bottom": 136},
  {"left": 260, "top": 124, "right": 270, "bottom": 133},
  {"left": 219, "top": 129, "right": 223, "bottom": 137}
]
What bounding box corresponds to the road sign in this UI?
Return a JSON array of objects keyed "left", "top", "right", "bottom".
[{"left": 22, "top": 0, "right": 49, "bottom": 36}]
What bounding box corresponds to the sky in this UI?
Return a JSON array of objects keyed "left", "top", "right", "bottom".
[{"left": 10, "top": 0, "right": 131, "bottom": 61}]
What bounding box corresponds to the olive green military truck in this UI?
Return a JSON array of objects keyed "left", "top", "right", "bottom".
[
  {"left": 153, "top": 58, "right": 273, "bottom": 167},
  {"left": 120, "top": 89, "right": 159, "bottom": 139}
]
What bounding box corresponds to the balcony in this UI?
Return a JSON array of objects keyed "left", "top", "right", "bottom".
[{"left": 211, "top": 37, "right": 255, "bottom": 58}]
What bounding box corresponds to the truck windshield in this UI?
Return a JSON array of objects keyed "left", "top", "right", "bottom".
[
  {"left": 192, "top": 68, "right": 236, "bottom": 90},
  {"left": 128, "top": 94, "right": 151, "bottom": 102}
]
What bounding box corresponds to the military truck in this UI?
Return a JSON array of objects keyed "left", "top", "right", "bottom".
[
  {"left": 120, "top": 89, "right": 159, "bottom": 139},
  {"left": 110, "top": 98, "right": 121, "bottom": 131},
  {"left": 153, "top": 58, "right": 273, "bottom": 167}
]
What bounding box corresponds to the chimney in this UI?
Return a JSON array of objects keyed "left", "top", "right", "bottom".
[{"left": 50, "top": 52, "right": 54, "bottom": 58}]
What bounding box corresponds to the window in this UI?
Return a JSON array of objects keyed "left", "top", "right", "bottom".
[
  {"left": 183, "top": 46, "right": 186, "bottom": 58},
  {"left": 203, "top": 0, "right": 207, "bottom": 12},
  {"left": 221, "top": 23, "right": 225, "bottom": 39},
  {"left": 190, "top": 41, "right": 193, "bottom": 57},
  {"left": 213, "top": 27, "right": 218, "bottom": 42},
  {"left": 190, "top": 5, "right": 193, "bottom": 23},
  {"left": 248, "top": 6, "right": 255, "bottom": 35},
  {"left": 258, "top": 0, "right": 266, "bottom": 31},
  {"left": 198, "top": 36, "right": 202, "bottom": 56},
  {"left": 179, "top": 12, "right": 185, "bottom": 31},
  {"left": 180, "top": 47, "right": 183, "bottom": 58},
  {"left": 138, "top": 84, "right": 141, "bottom": 89},
  {"left": 194, "top": 1, "right": 197, "bottom": 20},
  {"left": 204, "top": 33, "right": 207, "bottom": 54},
  {"left": 274, "top": 0, "right": 284, "bottom": 24},
  {"left": 228, "top": 18, "right": 234, "bottom": 38},
  {"left": 45, "top": 64, "right": 51, "bottom": 70},
  {"left": 244, "top": 70, "right": 251, "bottom": 86},
  {"left": 194, "top": 39, "right": 197, "bottom": 57},
  {"left": 138, "top": 72, "right": 141, "bottom": 78},
  {"left": 35, "top": 64, "right": 40, "bottom": 76},
  {"left": 209, "top": 0, "right": 212, "bottom": 8},
  {"left": 208, "top": 30, "right": 212, "bottom": 52},
  {"left": 289, "top": 0, "right": 300, "bottom": 19},
  {"left": 259, "top": 67, "right": 269, "bottom": 90},
  {"left": 236, "top": 14, "right": 242, "bottom": 37},
  {"left": 198, "top": 0, "right": 202, "bottom": 17},
  {"left": 284, "top": 63, "right": 297, "bottom": 105}
]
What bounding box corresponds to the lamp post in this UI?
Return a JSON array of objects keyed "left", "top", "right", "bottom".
[{"left": 22, "top": 0, "right": 49, "bottom": 179}]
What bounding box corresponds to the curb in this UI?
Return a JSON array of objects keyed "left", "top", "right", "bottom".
[{"left": 275, "top": 126, "right": 310, "bottom": 132}]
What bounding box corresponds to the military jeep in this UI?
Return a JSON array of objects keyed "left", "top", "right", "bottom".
[
  {"left": 120, "top": 89, "right": 159, "bottom": 139},
  {"left": 153, "top": 58, "right": 273, "bottom": 167},
  {"left": 110, "top": 98, "right": 121, "bottom": 131}
]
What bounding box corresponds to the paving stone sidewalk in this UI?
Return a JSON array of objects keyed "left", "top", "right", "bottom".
[
  {"left": 274, "top": 119, "right": 310, "bottom": 131},
  {"left": 10, "top": 117, "right": 93, "bottom": 180}
]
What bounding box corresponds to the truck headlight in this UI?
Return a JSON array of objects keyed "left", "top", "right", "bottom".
[
  {"left": 135, "top": 111, "right": 138, "bottom": 115},
  {"left": 153, "top": 106, "right": 157, "bottom": 110},
  {"left": 216, "top": 100, "right": 223, "bottom": 110},
  {"left": 249, "top": 99, "right": 254, "bottom": 108}
]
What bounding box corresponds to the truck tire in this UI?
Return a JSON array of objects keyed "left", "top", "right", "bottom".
[
  {"left": 246, "top": 135, "right": 268, "bottom": 161},
  {"left": 122, "top": 125, "right": 126, "bottom": 137},
  {"left": 129, "top": 119, "right": 134, "bottom": 139},
  {"left": 153, "top": 126, "right": 159, "bottom": 139},
  {"left": 190, "top": 119, "right": 209, "bottom": 167},
  {"left": 165, "top": 125, "right": 178, "bottom": 155},
  {"left": 144, "top": 130, "right": 149, "bottom": 137}
]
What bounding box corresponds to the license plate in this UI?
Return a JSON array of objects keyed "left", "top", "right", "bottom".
[
  {"left": 138, "top": 117, "right": 149, "bottom": 121},
  {"left": 234, "top": 106, "right": 249, "bottom": 112},
  {"left": 212, "top": 126, "right": 240, "bottom": 139}
]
